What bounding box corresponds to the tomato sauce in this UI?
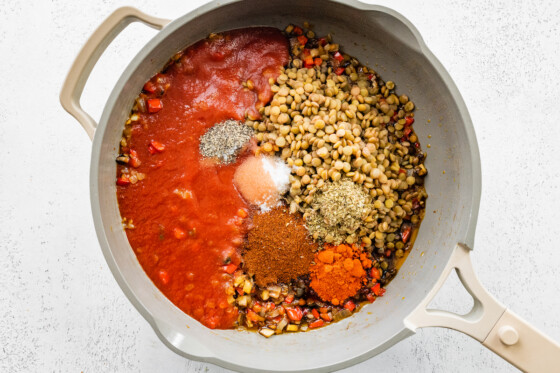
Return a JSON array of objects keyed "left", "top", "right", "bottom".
[{"left": 117, "top": 28, "right": 289, "bottom": 329}]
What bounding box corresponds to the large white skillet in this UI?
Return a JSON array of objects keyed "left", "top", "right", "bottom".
[{"left": 60, "top": 1, "right": 560, "bottom": 371}]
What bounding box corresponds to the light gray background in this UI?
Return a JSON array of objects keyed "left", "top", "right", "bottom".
[{"left": 1, "top": 0, "right": 559, "bottom": 372}]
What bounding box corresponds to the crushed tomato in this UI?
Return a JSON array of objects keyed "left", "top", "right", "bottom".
[{"left": 116, "top": 28, "right": 289, "bottom": 329}]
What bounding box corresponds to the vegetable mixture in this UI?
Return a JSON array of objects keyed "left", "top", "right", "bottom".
[{"left": 116, "top": 24, "right": 427, "bottom": 337}]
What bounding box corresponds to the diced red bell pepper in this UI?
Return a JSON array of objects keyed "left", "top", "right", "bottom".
[
  {"left": 143, "top": 81, "right": 157, "bottom": 93},
  {"left": 333, "top": 51, "right": 344, "bottom": 62},
  {"left": 304, "top": 57, "right": 315, "bottom": 68},
  {"left": 314, "top": 57, "right": 323, "bottom": 66},
  {"left": 320, "top": 313, "right": 332, "bottom": 321},
  {"left": 399, "top": 168, "right": 406, "bottom": 174},
  {"left": 367, "top": 73, "right": 374, "bottom": 80},
  {"left": 366, "top": 293, "right": 376, "bottom": 303},
  {"left": 405, "top": 116, "right": 415, "bottom": 126},
  {"left": 223, "top": 264, "right": 237, "bottom": 274},
  {"left": 148, "top": 140, "right": 165, "bottom": 154},
  {"left": 158, "top": 270, "right": 169, "bottom": 285},
  {"left": 128, "top": 149, "right": 140, "bottom": 168},
  {"left": 147, "top": 98, "right": 163, "bottom": 113},
  {"left": 297, "top": 35, "right": 308, "bottom": 45},
  {"left": 372, "top": 283, "right": 386, "bottom": 297},
  {"left": 318, "top": 37, "right": 327, "bottom": 46},
  {"left": 401, "top": 224, "right": 412, "bottom": 243},
  {"left": 309, "top": 319, "right": 324, "bottom": 329},
  {"left": 286, "top": 307, "right": 303, "bottom": 321},
  {"left": 116, "top": 175, "right": 130, "bottom": 186},
  {"left": 311, "top": 308, "right": 320, "bottom": 319},
  {"left": 403, "top": 127, "right": 412, "bottom": 140},
  {"left": 247, "top": 310, "right": 260, "bottom": 322},
  {"left": 252, "top": 303, "right": 262, "bottom": 313},
  {"left": 335, "top": 67, "right": 345, "bottom": 75},
  {"left": 344, "top": 300, "right": 356, "bottom": 312},
  {"left": 385, "top": 249, "right": 392, "bottom": 257},
  {"left": 370, "top": 267, "right": 381, "bottom": 280},
  {"left": 293, "top": 26, "right": 303, "bottom": 35},
  {"left": 284, "top": 294, "right": 294, "bottom": 304}
]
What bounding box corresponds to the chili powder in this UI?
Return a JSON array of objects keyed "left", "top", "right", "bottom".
[{"left": 242, "top": 206, "right": 316, "bottom": 287}]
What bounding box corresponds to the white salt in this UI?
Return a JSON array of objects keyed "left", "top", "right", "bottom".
[{"left": 261, "top": 156, "right": 290, "bottom": 194}]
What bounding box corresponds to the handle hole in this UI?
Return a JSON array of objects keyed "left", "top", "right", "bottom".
[
  {"left": 81, "top": 22, "right": 157, "bottom": 125},
  {"left": 427, "top": 268, "right": 474, "bottom": 316}
]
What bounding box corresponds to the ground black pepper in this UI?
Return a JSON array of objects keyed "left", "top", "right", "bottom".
[{"left": 199, "top": 119, "right": 254, "bottom": 164}]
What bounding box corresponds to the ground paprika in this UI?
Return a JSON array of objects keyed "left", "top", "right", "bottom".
[{"left": 310, "top": 244, "right": 372, "bottom": 305}]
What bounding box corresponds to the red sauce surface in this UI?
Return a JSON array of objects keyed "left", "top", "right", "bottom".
[{"left": 117, "top": 28, "right": 289, "bottom": 329}]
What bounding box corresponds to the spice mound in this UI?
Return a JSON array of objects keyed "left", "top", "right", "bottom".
[
  {"left": 233, "top": 155, "right": 290, "bottom": 209},
  {"left": 199, "top": 119, "right": 254, "bottom": 164},
  {"left": 310, "top": 244, "right": 372, "bottom": 305},
  {"left": 243, "top": 206, "right": 317, "bottom": 287},
  {"left": 306, "top": 179, "right": 372, "bottom": 244}
]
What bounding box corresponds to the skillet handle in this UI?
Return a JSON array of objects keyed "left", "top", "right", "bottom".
[
  {"left": 405, "top": 243, "right": 560, "bottom": 372},
  {"left": 59, "top": 7, "right": 170, "bottom": 139}
]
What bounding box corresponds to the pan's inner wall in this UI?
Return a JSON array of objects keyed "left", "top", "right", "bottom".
[{"left": 93, "top": 0, "right": 479, "bottom": 370}]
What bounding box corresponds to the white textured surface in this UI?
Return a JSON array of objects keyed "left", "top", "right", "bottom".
[{"left": 1, "top": 0, "right": 559, "bottom": 372}]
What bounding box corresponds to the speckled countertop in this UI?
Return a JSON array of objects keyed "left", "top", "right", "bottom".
[{"left": 1, "top": 0, "right": 559, "bottom": 372}]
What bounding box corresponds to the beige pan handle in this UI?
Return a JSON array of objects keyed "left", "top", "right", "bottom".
[
  {"left": 60, "top": 7, "right": 170, "bottom": 139},
  {"left": 405, "top": 243, "right": 560, "bottom": 372}
]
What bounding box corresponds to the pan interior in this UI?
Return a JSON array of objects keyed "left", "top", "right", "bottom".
[{"left": 92, "top": 0, "right": 480, "bottom": 370}]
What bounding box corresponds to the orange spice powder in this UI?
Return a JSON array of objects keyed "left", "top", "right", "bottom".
[{"left": 310, "top": 244, "right": 372, "bottom": 305}]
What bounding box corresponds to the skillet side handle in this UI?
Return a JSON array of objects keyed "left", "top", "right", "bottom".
[
  {"left": 483, "top": 309, "right": 560, "bottom": 373},
  {"left": 405, "top": 243, "right": 560, "bottom": 373},
  {"left": 59, "top": 7, "right": 170, "bottom": 139}
]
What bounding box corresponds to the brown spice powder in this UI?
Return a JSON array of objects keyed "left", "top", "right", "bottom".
[{"left": 243, "top": 206, "right": 317, "bottom": 287}]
